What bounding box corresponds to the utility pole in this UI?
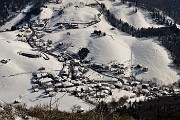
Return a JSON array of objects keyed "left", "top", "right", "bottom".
[
  {"left": 131, "top": 46, "right": 133, "bottom": 77},
  {"left": 131, "top": 47, "right": 133, "bottom": 67}
]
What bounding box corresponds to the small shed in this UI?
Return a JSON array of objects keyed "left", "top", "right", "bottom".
[
  {"left": 114, "top": 82, "right": 123, "bottom": 88},
  {"left": 142, "top": 84, "right": 149, "bottom": 89},
  {"left": 39, "top": 78, "right": 52, "bottom": 84},
  {"left": 62, "top": 81, "right": 74, "bottom": 88},
  {"left": 55, "top": 83, "right": 63, "bottom": 88},
  {"left": 61, "top": 66, "right": 70, "bottom": 76},
  {"left": 45, "top": 87, "right": 54, "bottom": 92},
  {"left": 143, "top": 66, "right": 148, "bottom": 72},
  {"left": 45, "top": 29, "right": 53, "bottom": 33},
  {"left": 18, "top": 51, "right": 41, "bottom": 58}
]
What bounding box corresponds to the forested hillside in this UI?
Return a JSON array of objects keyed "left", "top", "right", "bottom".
[
  {"left": 0, "top": 0, "right": 49, "bottom": 26},
  {"left": 98, "top": 1, "right": 180, "bottom": 70},
  {"left": 125, "top": 0, "right": 180, "bottom": 24}
]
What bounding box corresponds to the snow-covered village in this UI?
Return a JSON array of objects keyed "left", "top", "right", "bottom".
[{"left": 0, "top": 0, "right": 180, "bottom": 119}]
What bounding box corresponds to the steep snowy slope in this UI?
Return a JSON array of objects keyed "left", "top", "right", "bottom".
[
  {"left": 101, "top": 0, "right": 164, "bottom": 28},
  {"left": 132, "top": 38, "right": 178, "bottom": 84}
]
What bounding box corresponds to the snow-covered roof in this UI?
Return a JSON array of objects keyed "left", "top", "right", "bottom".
[
  {"left": 55, "top": 83, "right": 63, "bottom": 87},
  {"left": 39, "top": 7, "right": 53, "bottom": 20},
  {"left": 62, "top": 81, "right": 74, "bottom": 87},
  {"left": 114, "top": 82, "right": 123, "bottom": 87},
  {"left": 39, "top": 78, "right": 52, "bottom": 83}
]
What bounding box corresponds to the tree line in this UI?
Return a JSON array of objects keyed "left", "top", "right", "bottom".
[
  {"left": 122, "top": 0, "right": 180, "bottom": 24},
  {"left": 99, "top": 2, "right": 180, "bottom": 69},
  {"left": 0, "top": 0, "right": 50, "bottom": 26}
]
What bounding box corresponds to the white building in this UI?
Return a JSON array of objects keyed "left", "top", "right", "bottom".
[{"left": 39, "top": 78, "right": 52, "bottom": 84}]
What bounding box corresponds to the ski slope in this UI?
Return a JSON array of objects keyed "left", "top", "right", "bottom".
[{"left": 0, "top": 0, "right": 179, "bottom": 111}]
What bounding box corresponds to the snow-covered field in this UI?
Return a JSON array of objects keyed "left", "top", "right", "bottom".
[{"left": 0, "top": 0, "right": 179, "bottom": 112}]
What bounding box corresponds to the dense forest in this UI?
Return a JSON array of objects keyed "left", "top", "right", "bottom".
[
  {"left": 124, "top": 0, "right": 180, "bottom": 24},
  {"left": 0, "top": 0, "right": 49, "bottom": 26},
  {"left": 1, "top": 94, "right": 179, "bottom": 120},
  {"left": 0, "top": 0, "right": 28, "bottom": 20},
  {"left": 112, "top": 95, "right": 180, "bottom": 120}
]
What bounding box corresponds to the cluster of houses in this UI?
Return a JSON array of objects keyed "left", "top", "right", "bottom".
[
  {"left": 29, "top": 49, "right": 178, "bottom": 106},
  {"left": 18, "top": 27, "right": 51, "bottom": 52},
  {"left": 30, "top": 58, "right": 88, "bottom": 96},
  {"left": 91, "top": 62, "right": 149, "bottom": 78},
  {"left": 17, "top": 24, "right": 32, "bottom": 42},
  {"left": 93, "top": 29, "right": 106, "bottom": 37},
  {"left": 26, "top": 32, "right": 179, "bottom": 106},
  {"left": 135, "top": 64, "right": 148, "bottom": 72},
  {"left": 89, "top": 62, "right": 179, "bottom": 99},
  {"left": 54, "top": 23, "right": 79, "bottom": 30},
  {"left": 30, "top": 20, "right": 54, "bottom": 51},
  {"left": 91, "top": 62, "right": 128, "bottom": 77},
  {"left": 48, "top": 0, "right": 62, "bottom": 4},
  {"left": 30, "top": 70, "right": 115, "bottom": 102},
  {"left": 117, "top": 77, "right": 175, "bottom": 97}
]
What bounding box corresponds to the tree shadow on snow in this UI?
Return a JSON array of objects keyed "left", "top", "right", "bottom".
[
  {"left": 112, "top": 2, "right": 123, "bottom": 7},
  {"left": 127, "top": 11, "right": 136, "bottom": 16},
  {"left": 135, "top": 69, "right": 144, "bottom": 76}
]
